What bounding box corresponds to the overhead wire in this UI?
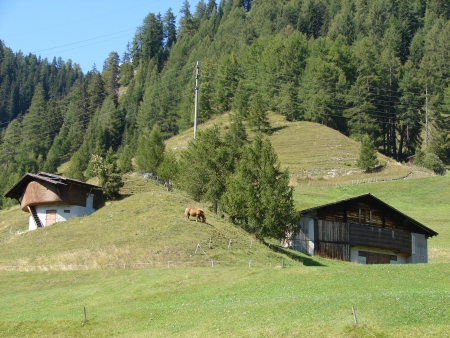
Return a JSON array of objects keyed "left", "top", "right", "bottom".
[
  {"left": 0, "top": 58, "right": 447, "bottom": 165},
  {"left": 0, "top": 0, "right": 171, "bottom": 64}
]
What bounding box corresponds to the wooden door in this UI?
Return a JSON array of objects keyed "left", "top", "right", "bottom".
[
  {"left": 366, "top": 252, "right": 390, "bottom": 264},
  {"left": 46, "top": 210, "right": 57, "bottom": 226}
]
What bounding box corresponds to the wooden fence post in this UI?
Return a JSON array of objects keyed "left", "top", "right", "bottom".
[{"left": 352, "top": 306, "right": 358, "bottom": 324}]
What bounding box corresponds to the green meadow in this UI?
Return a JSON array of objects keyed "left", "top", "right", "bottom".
[
  {"left": 0, "top": 264, "right": 449, "bottom": 337},
  {"left": 1, "top": 119, "right": 449, "bottom": 337}
]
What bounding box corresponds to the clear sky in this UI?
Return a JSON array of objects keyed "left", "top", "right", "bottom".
[{"left": 0, "top": 0, "right": 188, "bottom": 73}]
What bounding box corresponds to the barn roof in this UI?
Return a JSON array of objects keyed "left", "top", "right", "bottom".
[
  {"left": 3, "top": 172, "right": 102, "bottom": 200},
  {"left": 301, "top": 193, "right": 438, "bottom": 237}
]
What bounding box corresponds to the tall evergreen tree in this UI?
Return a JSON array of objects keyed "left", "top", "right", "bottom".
[
  {"left": 135, "top": 124, "right": 165, "bottom": 173},
  {"left": 163, "top": 8, "right": 177, "bottom": 51},
  {"left": 222, "top": 134, "right": 295, "bottom": 239},
  {"left": 357, "top": 135, "right": 379, "bottom": 172}
]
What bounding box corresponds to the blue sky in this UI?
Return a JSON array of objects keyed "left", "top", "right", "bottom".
[{"left": 0, "top": 0, "right": 189, "bottom": 73}]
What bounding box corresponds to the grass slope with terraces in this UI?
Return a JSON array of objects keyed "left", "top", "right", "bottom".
[
  {"left": 167, "top": 112, "right": 434, "bottom": 186},
  {"left": 0, "top": 115, "right": 449, "bottom": 337}
]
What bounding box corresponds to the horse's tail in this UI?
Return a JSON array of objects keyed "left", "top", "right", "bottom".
[{"left": 184, "top": 208, "right": 190, "bottom": 219}]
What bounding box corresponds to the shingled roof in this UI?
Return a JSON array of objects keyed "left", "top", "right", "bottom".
[{"left": 3, "top": 172, "right": 101, "bottom": 200}]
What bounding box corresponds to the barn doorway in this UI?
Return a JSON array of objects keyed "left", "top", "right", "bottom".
[
  {"left": 45, "top": 210, "right": 57, "bottom": 226},
  {"left": 366, "top": 252, "right": 390, "bottom": 264}
]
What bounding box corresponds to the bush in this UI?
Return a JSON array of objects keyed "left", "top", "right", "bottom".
[{"left": 416, "top": 153, "right": 446, "bottom": 175}]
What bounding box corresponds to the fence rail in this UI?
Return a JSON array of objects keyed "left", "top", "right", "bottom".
[
  {"left": 0, "top": 259, "right": 290, "bottom": 271},
  {"left": 429, "top": 244, "right": 450, "bottom": 250}
]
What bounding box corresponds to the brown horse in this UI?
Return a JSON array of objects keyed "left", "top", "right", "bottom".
[{"left": 184, "top": 208, "right": 206, "bottom": 223}]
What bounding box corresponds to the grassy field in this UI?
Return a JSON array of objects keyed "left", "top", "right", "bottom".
[
  {"left": 0, "top": 174, "right": 449, "bottom": 337},
  {"left": 0, "top": 116, "right": 449, "bottom": 337},
  {"left": 166, "top": 112, "right": 433, "bottom": 186},
  {"left": 0, "top": 264, "right": 449, "bottom": 337}
]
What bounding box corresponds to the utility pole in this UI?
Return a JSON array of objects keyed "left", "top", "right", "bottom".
[
  {"left": 425, "top": 85, "right": 429, "bottom": 149},
  {"left": 194, "top": 61, "right": 199, "bottom": 139}
]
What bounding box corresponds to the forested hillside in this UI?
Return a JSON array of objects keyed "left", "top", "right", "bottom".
[{"left": 1, "top": 0, "right": 450, "bottom": 210}]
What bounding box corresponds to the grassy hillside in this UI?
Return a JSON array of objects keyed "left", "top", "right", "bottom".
[
  {"left": 166, "top": 112, "right": 433, "bottom": 186},
  {"left": 0, "top": 116, "right": 448, "bottom": 337},
  {"left": 0, "top": 177, "right": 293, "bottom": 270},
  {"left": 1, "top": 264, "right": 449, "bottom": 337}
]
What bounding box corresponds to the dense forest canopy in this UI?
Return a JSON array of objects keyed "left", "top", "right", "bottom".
[{"left": 1, "top": 0, "right": 450, "bottom": 210}]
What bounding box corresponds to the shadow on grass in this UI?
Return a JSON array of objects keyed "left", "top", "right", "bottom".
[
  {"left": 270, "top": 125, "right": 289, "bottom": 134},
  {"left": 263, "top": 241, "right": 326, "bottom": 267},
  {"left": 366, "top": 163, "right": 386, "bottom": 173}
]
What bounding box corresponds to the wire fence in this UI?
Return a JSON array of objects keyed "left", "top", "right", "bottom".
[
  {"left": 0, "top": 258, "right": 292, "bottom": 272},
  {"left": 429, "top": 244, "right": 450, "bottom": 250}
]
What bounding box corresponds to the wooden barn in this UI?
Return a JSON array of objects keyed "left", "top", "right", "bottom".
[
  {"left": 4, "top": 172, "right": 102, "bottom": 231},
  {"left": 285, "top": 193, "right": 437, "bottom": 264}
]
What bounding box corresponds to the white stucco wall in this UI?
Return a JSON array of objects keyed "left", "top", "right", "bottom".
[{"left": 28, "top": 194, "right": 96, "bottom": 230}]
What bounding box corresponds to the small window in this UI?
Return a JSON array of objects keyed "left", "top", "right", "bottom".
[
  {"left": 358, "top": 251, "right": 367, "bottom": 257},
  {"left": 64, "top": 210, "right": 71, "bottom": 213},
  {"left": 390, "top": 255, "right": 397, "bottom": 261}
]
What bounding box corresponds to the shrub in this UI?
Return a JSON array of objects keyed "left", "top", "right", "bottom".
[{"left": 416, "top": 153, "right": 446, "bottom": 175}]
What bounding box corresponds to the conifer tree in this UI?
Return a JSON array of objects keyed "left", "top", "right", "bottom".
[
  {"left": 135, "top": 124, "right": 165, "bottom": 173},
  {"left": 222, "top": 134, "right": 295, "bottom": 239},
  {"left": 178, "top": 126, "right": 232, "bottom": 211},
  {"left": 357, "top": 135, "right": 379, "bottom": 172},
  {"left": 158, "top": 149, "right": 179, "bottom": 183},
  {"left": 163, "top": 8, "right": 177, "bottom": 51},
  {"left": 179, "top": 0, "right": 195, "bottom": 39},
  {"left": 247, "top": 93, "right": 270, "bottom": 132}
]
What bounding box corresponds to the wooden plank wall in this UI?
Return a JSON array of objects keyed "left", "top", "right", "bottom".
[
  {"left": 66, "top": 184, "right": 88, "bottom": 207},
  {"left": 317, "top": 242, "right": 350, "bottom": 261},
  {"left": 315, "top": 196, "right": 425, "bottom": 234},
  {"left": 349, "top": 223, "right": 412, "bottom": 254},
  {"left": 317, "top": 220, "right": 350, "bottom": 261},
  {"left": 317, "top": 220, "right": 349, "bottom": 243}
]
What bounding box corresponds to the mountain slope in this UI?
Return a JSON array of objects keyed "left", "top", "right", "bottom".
[
  {"left": 0, "top": 178, "right": 293, "bottom": 270},
  {"left": 166, "top": 112, "right": 431, "bottom": 185}
]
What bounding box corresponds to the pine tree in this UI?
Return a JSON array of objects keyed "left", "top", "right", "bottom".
[
  {"left": 222, "top": 134, "right": 295, "bottom": 239},
  {"left": 357, "top": 135, "right": 379, "bottom": 172},
  {"left": 163, "top": 8, "right": 177, "bottom": 51},
  {"left": 20, "top": 83, "right": 50, "bottom": 158},
  {"left": 247, "top": 93, "right": 270, "bottom": 132},
  {"left": 102, "top": 52, "right": 120, "bottom": 105},
  {"left": 135, "top": 124, "right": 165, "bottom": 173},
  {"left": 178, "top": 126, "right": 232, "bottom": 211},
  {"left": 158, "top": 149, "right": 179, "bottom": 183},
  {"left": 179, "top": 0, "right": 195, "bottom": 39},
  {"left": 117, "top": 145, "right": 134, "bottom": 174}
]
